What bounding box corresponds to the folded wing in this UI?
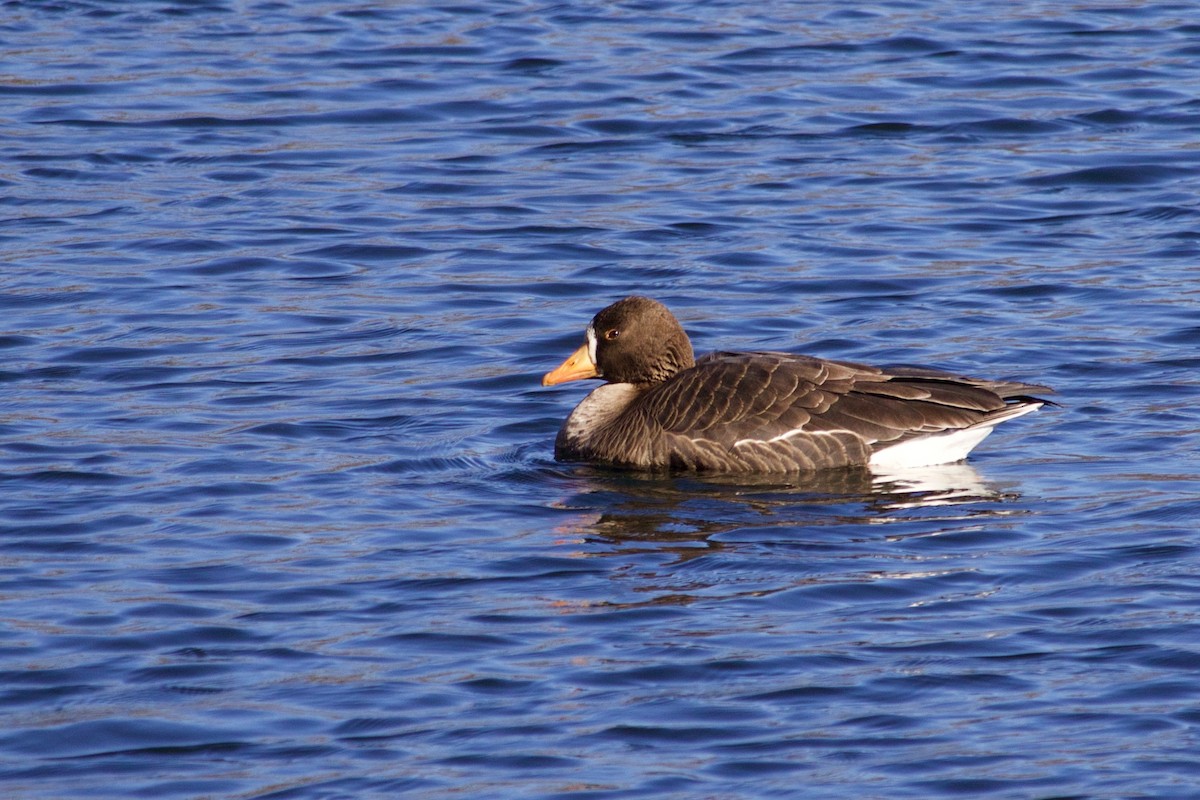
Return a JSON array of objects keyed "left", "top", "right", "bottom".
[{"left": 633, "top": 352, "right": 1047, "bottom": 471}]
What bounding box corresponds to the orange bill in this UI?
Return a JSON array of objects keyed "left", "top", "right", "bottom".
[{"left": 542, "top": 341, "right": 599, "bottom": 386}]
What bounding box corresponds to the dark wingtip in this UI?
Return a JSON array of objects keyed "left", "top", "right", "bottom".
[{"left": 1012, "top": 395, "right": 1061, "bottom": 408}]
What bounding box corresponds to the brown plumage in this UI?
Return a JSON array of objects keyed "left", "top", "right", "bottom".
[{"left": 542, "top": 296, "right": 1051, "bottom": 473}]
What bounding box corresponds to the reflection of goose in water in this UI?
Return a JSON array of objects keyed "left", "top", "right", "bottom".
[
  {"left": 546, "top": 462, "right": 1023, "bottom": 613},
  {"left": 553, "top": 460, "right": 1011, "bottom": 550},
  {"left": 543, "top": 296, "right": 1051, "bottom": 474},
  {"left": 870, "top": 462, "right": 999, "bottom": 509}
]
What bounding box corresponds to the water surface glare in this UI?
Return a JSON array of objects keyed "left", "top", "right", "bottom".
[{"left": 2, "top": 1, "right": 1200, "bottom": 798}]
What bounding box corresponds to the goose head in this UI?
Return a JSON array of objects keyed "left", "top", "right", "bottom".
[{"left": 542, "top": 296, "right": 696, "bottom": 387}]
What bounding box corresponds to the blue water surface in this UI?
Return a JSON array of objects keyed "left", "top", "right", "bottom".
[{"left": 2, "top": 1, "right": 1200, "bottom": 798}]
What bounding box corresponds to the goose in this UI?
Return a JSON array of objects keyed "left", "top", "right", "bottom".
[{"left": 542, "top": 296, "right": 1050, "bottom": 473}]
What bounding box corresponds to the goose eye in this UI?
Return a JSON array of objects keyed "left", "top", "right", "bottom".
[{"left": 604, "top": 328, "right": 620, "bottom": 340}]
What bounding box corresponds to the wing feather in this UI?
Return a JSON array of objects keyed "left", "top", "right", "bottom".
[{"left": 616, "top": 352, "right": 1045, "bottom": 471}]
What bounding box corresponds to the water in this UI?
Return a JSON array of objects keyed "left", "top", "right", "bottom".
[{"left": 2, "top": 1, "right": 1200, "bottom": 797}]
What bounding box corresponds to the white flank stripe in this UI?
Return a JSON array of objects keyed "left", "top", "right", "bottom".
[
  {"left": 868, "top": 426, "right": 994, "bottom": 470},
  {"left": 733, "top": 429, "right": 843, "bottom": 449},
  {"left": 731, "top": 402, "right": 1043, "bottom": 468},
  {"left": 869, "top": 402, "right": 1043, "bottom": 470}
]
